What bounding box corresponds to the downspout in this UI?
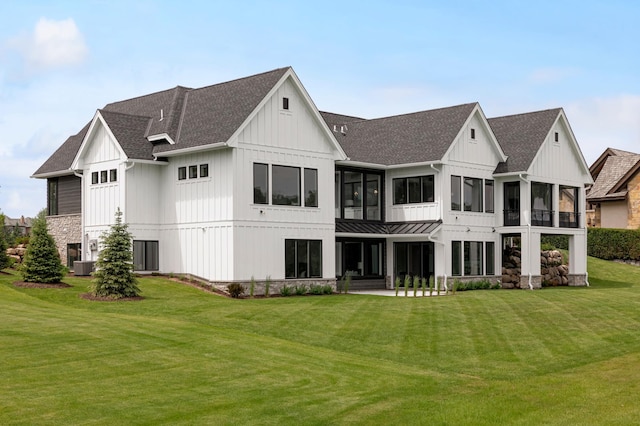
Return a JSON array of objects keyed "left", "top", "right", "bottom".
[
  {"left": 427, "top": 225, "right": 447, "bottom": 292},
  {"left": 518, "top": 173, "right": 534, "bottom": 290}
]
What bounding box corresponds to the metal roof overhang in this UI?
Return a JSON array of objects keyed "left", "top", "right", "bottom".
[{"left": 335, "top": 220, "right": 442, "bottom": 237}]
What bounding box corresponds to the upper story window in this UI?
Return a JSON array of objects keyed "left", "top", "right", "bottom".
[
  {"left": 559, "top": 186, "right": 579, "bottom": 228},
  {"left": 452, "top": 175, "right": 494, "bottom": 213},
  {"left": 253, "top": 163, "right": 317, "bottom": 208},
  {"left": 393, "top": 175, "right": 434, "bottom": 204},
  {"left": 531, "top": 182, "right": 553, "bottom": 226},
  {"left": 109, "top": 169, "right": 117, "bottom": 182},
  {"left": 92, "top": 169, "right": 118, "bottom": 185},
  {"left": 100, "top": 170, "right": 108, "bottom": 183},
  {"left": 335, "top": 168, "right": 382, "bottom": 221},
  {"left": 554, "top": 132, "right": 559, "bottom": 143},
  {"left": 470, "top": 128, "right": 476, "bottom": 140},
  {"left": 47, "top": 179, "right": 58, "bottom": 216},
  {"left": 282, "top": 97, "right": 289, "bottom": 110},
  {"left": 92, "top": 172, "right": 99, "bottom": 184},
  {"left": 177, "top": 164, "right": 210, "bottom": 181}
]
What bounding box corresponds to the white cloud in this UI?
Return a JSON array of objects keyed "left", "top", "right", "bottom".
[
  {"left": 565, "top": 94, "right": 640, "bottom": 165},
  {"left": 7, "top": 17, "right": 88, "bottom": 72}
]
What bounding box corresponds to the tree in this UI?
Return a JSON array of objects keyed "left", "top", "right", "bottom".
[
  {"left": 91, "top": 208, "right": 140, "bottom": 299},
  {"left": 20, "top": 210, "right": 65, "bottom": 283},
  {"left": 0, "top": 213, "right": 10, "bottom": 270}
]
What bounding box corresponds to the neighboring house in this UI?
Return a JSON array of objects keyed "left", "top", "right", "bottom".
[
  {"left": 586, "top": 148, "right": 640, "bottom": 229},
  {"left": 3, "top": 216, "right": 33, "bottom": 238},
  {"left": 33, "top": 66, "right": 593, "bottom": 290}
]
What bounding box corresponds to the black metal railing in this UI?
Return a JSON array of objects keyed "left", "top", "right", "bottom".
[
  {"left": 531, "top": 209, "right": 553, "bottom": 227},
  {"left": 503, "top": 209, "right": 520, "bottom": 226},
  {"left": 559, "top": 211, "right": 580, "bottom": 228}
]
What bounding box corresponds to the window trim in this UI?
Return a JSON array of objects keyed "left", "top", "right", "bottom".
[
  {"left": 253, "top": 163, "right": 269, "bottom": 204},
  {"left": 200, "top": 164, "right": 209, "bottom": 178},
  {"left": 485, "top": 180, "right": 494, "bottom": 213},
  {"left": 91, "top": 172, "right": 99, "bottom": 185},
  {"left": 393, "top": 175, "right": 434, "bottom": 205},
  {"left": 304, "top": 168, "right": 318, "bottom": 207},
  {"left": 188, "top": 165, "right": 198, "bottom": 179},
  {"left": 133, "top": 240, "right": 159, "bottom": 271},
  {"left": 272, "top": 164, "right": 301, "bottom": 206},
  {"left": 285, "top": 239, "right": 322, "bottom": 279},
  {"left": 178, "top": 167, "right": 186, "bottom": 181},
  {"left": 109, "top": 169, "right": 117, "bottom": 182},
  {"left": 282, "top": 97, "right": 289, "bottom": 110},
  {"left": 100, "top": 170, "right": 108, "bottom": 183}
]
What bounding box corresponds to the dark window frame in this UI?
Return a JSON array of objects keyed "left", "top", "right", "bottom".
[
  {"left": 283, "top": 97, "right": 289, "bottom": 110},
  {"left": 133, "top": 240, "right": 159, "bottom": 271},
  {"left": 451, "top": 175, "right": 462, "bottom": 211},
  {"left": 109, "top": 169, "right": 117, "bottom": 182},
  {"left": 452, "top": 241, "right": 462, "bottom": 276},
  {"left": 285, "top": 239, "right": 322, "bottom": 279},
  {"left": 464, "top": 177, "right": 483, "bottom": 212},
  {"left": 272, "top": 165, "right": 300, "bottom": 206},
  {"left": 304, "top": 168, "right": 318, "bottom": 207},
  {"left": 47, "top": 178, "right": 58, "bottom": 216},
  {"left": 91, "top": 172, "right": 99, "bottom": 185},
  {"left": 178, "top": 167, "right": 186, "bottom": 181},
  {"left": 485, "top": 180, "right": 494, "bottom": 213},
  {"left": 486, "top": 242, "right": 495, "bottom": 275},
  {"left": 464, "top": 241, "right": 484, "bottom": 276},
  {"left": 188, "top": 165, "right": 198, "bottom": 179},
  {"left": 393, "top": 175, "right": 434, "bottom": 205},
  {"left": 335, "top": 167, "right": 384, "bottom": 221},
  {"left": 471, "top": 128, "right": 476, "bottom": 140},
  {"left": 200, "top": 164, "right": 209, "bottom": 178},
  {"left": 100, "top": 170, "right": 108, "bottom": 183},
  {"left": 253, "top": 163, "right": 269, "bottom": 204}
]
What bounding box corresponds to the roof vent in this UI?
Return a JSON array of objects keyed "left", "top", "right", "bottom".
[
  {"left": 340, "top": 125, "right": 348, "bottom": 135},
  {"left": 159, "top": 109, "right": 164, "bottom": 121}
]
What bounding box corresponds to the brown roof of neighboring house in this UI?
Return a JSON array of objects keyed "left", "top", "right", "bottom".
[{"left": 587, "top": 148, "right": 640, "bottom": 201}]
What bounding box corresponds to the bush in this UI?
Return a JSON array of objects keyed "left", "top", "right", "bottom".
[
  {"left": 294, "top": 284, "right": 307, "bottom": 296},
  {"left": 264, "top": 276, "right": 271, "bottom": 298},
  {"left": 0, "top": 213, "right": 9, "bottom": 270},
  {"left": 309, "top": 284, "right": 323, "bottom": 295},
  {"left": 541, "top": 235, "right": 569, "bottom": 250},
  {"left": 249, "top": 276, "right": 255, "bottom": 298},
  {"left": 588, "top": 228, "right": 640, "bottom": 260},
  {"left": 227, "top": 283, "right": 245, "bottom": 298},
  {"left": 280, "top": 285, "right": 292, "bottom": 297},
  {"left": 394, "top": 277, "right": 400, "bottom": 296},
  {"left": 322, "top": 285, "right": 333, "bottom": 295}
]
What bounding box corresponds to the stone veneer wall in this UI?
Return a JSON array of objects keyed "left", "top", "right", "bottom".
[
  {"left": 627, "top": 172, "right": 640, "bottom": 229},
  {"left": 210, "top": 278, "right": 337, "bottom": 296},
  {"left": 46, "top": 214, "right": 82, "bottom": 268}
]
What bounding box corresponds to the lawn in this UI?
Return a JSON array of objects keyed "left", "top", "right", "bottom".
[{"left": 1, "top": 257, "right": 640, "bottom": 425}]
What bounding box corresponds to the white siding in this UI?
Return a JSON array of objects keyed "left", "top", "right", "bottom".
[
  {"left": 386, "top": 166, "right": 442, "bottom": 222},
  {"left": 126, "top": 163, "right": 163, "bottom": 226},
  {"left": 447, "top": 111, "right": 502, "bottom": 167}
]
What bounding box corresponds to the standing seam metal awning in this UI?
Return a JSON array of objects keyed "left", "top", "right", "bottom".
[{"left": 335, "top": 220, "right": 441, "bottom": 235}]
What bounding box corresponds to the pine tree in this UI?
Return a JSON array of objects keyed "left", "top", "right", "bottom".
[
  {"left": 91, "top": 208, "right": 140, "bottom": 299},
  {"left": 20, "top": 210, "right": 65, "bottom": 283},
  {"left": 0, "top": 213, "right": 11, "bottom": 270}
]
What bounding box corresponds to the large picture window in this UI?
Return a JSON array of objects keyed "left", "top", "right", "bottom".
[
  {"left": 393, "top": 175, "right": 434, "bottom": 204},
  {"left": 133, "top": 240, "right": 159, "bottom": 271},
  {"left": 451, "top": 175, "right": 461, "bottom": 211},
  {"left": 272, "top": 165, "right": 300, "bottom": 206},
  {"left": 285, "top": 239, "right": 322, "bottom": 278},
  {"left": 531, "top": 182, "right": 553, "bottom": 226}
]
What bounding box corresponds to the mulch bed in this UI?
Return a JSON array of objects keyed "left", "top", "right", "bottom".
[
  {"left": 79, "top": 293, "right": 144, "bottom": 302},
  {"left": 13, "top": 281, "right": 71, "bottom": 289}
]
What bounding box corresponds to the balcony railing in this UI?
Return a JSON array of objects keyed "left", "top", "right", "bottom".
[
  {"left": 559, "top": 211, "right": 580, "bottom": 228},
  {"left": 531, "top": 209, "right": 554, "bottom": 227},
  {"left": 503, "top": 209, "right": 520, "bottom": 226}
]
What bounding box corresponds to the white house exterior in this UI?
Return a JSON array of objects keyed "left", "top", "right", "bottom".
[{"left": 33, "top": 67, "right": 593, "bottom": 292}]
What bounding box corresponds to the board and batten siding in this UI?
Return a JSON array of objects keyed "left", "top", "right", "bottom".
[
  {"left": 125, "top": 163, "right": 163, "bottom": 226},
  {"left": 386, "top": 167, "right": 442, "bottom": 222}
]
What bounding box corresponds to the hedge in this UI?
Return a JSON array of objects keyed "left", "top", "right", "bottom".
[{"left": 587, "top": 228, "right": 640, "bottom": 261}]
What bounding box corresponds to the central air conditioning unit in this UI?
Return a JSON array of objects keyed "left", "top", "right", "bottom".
[
  {"left": 89, "top": 239, "right": 98, "bottom": 251},
  {"left": 73, "top": 261, "right": 95, "bottom": 276}
]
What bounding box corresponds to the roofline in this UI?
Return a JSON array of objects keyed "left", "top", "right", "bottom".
[
  {"left": 154, "top": 142, "right": 229, "bottom": 157},
  {"left": 30, "top": 169, "right": 76, "bottom": 179},
  {"left": 71, "top": 111, "right": 129, "bottom": 170},
  {"left": 147, "top": 133, "right": 176, "bottom": 145},
  {"left": 587, "top": 194, "right": 627, "bottom": 202},
  {"left": 609, "top": 159, "right": 640, "bottom": 194},
  {"left": 336, "top": 159, "right": 443, "bottom": 170}
]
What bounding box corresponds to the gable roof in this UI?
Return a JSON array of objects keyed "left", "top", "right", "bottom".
[
  {"left": 587, "top": 148, "right": 640, "bottom": 202},
  {"left": 322, "top": 103, "right": 478, "bottom": 166},
  {"left": 489, "top": 108, "right": 562, "bottom": 174},
  {"left": 33, "top": 67, "right": 292, "bottom": 177}
]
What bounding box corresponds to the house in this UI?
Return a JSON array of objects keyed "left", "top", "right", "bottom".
[
  {"left": 586, "top": 148, "right": 640, "bottom": 229},
  {"left": 32, "top": 66, "right": 593, "bottom": 291},
  {"left": 2, "top": 216, "right": 33, "bottom": 238}
]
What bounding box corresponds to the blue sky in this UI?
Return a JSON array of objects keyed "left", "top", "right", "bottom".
[{"left": 1, "top": 0, "right": 639, "bottom": 218}]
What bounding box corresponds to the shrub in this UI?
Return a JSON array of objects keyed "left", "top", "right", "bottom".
[
  {"left": 309, "top": 284, "right": 323, "bottom": 295},
  {"left": 322, "top": 284, "right": 333, "bottom": 295},
  {"left": 294, "top": 284, "right": 307, "bottom": 296},
  {"left": 280, "top": 285, "right": 292, "bottom": 297},
  {"left": 541, "top": 235, "right": 569, "bottom": 250},
  {"left": 20, "top": 210, "right": 65, "bottom": 284},
  {"left": 395, "top": 277, "right": 400, "bottom": 296},
  {"left": 404, "top": 275, "right": 410, "bottom": 297},
  {"left": 227, "top": 283, "right": 245, "bottom": 298},
  {"left": 588, "top": 228, "right": 640, "bottom": 260},
  {"left": 421, "top": 277, "right": 426, "bottom": 297},
  {"left": 265, "top": 276, "right": 271, "bottom": 298},
  {"left": 429, "top": 276, "right": 434, "bottom": 297},
  {"left": 0, "top": 213, "right": 9, "bottom": 270},
  {"left": 413, "top": 276, "right": 420, "bottom": 297},
  {"left": 249, "top": 276, "right": 255, "bottom": 298},
  {"left": 343, "top": 273, "right": 351, "bottom": 294}
]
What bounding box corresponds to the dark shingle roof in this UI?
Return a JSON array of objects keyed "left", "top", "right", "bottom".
[
  {"left": 32, "top": 122, "right": 91, "bottom": 176},
  {"left": 34, "top": 67, "right": 290, "bottom": 176},
  {"left": 587, "top": 154, "right": 640, "bottom": 201},
  {"left": 324, "top": 103, "right": 477, "bottom": 166},
  {"left": 489, "top": 108, "right": 561, "bottom": 174}
]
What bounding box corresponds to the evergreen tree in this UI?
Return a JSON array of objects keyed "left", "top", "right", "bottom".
[
  {"left": 0, "top": 213, "right": 10, "bottom": 270},
  {"left": 20, "top": 210, "right": 65, "bottom": 283},
  {"left": 91, "top": 208, "right": 140, "bottom": 299}
]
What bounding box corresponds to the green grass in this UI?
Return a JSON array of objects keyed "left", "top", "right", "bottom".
[{"left": 1, "top": 257, "right": 640, "bottom": 425}]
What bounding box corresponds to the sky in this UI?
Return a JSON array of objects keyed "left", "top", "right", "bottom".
[{"left": 1, "top": 0, "right": 639, "bottom": 218}]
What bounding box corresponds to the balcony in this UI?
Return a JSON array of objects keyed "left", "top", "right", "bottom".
[
  {"left": 531, "top": 209, "right": 553, "bottom": 227},
  {"left": 559, "top": 211, "right": 580, "bottom": 228},
  {"left": 504, "top": 209, "right": 520, "bottom": 226}
]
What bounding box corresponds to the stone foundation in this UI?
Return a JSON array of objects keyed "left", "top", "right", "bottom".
[
  {"left": 567, "top": 274, "right": 588, "bottom": 286},
  {"left": 46, "top": 214, "right": 82, "bottom": 268},
  {"left": 209, "top": 278, "right": 337, "bottom": 296}
]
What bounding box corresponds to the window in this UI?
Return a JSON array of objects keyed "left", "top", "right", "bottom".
[
  {"left": 343, "top": 171, "right": 363, "bottom": 219},
  {"left": 452, "top": 241, "right": 461, "bottom": 276},
  {"left": 471, "top": 128, "right": 476, "bottom": 139},
  {"left": 253, "top": 163, "right": 268, "bottom": 204},
  {"left": 366, "top": 175, "right": 381, "bottom": 220},
  {"left": 554, "top": 132, "right": 559, "bottom": 142},
  {"left": 100, "top": 170, "right": 108, "bottom": 183},
  {"left": 485, "top": 180, "right": 494, "bottom": 213},
  {"left": 486, "top": 242, "right": 495, "bottom": 275},
  {"left": 283, "top": 97, "right": 289, "bottom": 110},
  {"left": 133, "top": 240, "right": 159, "bottom": 271},
  {"left": 285, "top": 239, "right": 322, "bottom": 278},
  {"left": 92, "top": 172, "right": 98, "bottom": 184},
  {"left": 272, "top": 165, "right": 300, "bottom": 206},
  {"left": 559, "top": 186, "right": 579, "bottom": 228},
  {"left": 335, "top": 168, "right": 383, "bottom": 220},
  {"left": 178, "top": 167, "right": 186, "bottom": 181},
  {"left": 504, "top": 181, "right": 520, "bottom": 226},
  {"left": 393, "top": 176, "right": 434, "bottom": 204},
  {"left": 464, "top": 241, "right": 483, "bottom": 275},
  {"left": 304, "top": 168, "right": 318, "bottom": 207},
  {"left": 394, "top": 242, "right": 434, "bottom": 282},
  {"left": 189, "top": 165, "right": 198, "bottom": 179},
  {"left": 464, "top": 177, "right": 483, "bottom": 212},
  {"left": 109, "top": 169, "right": 117, "bottom": 182},
  {"left": 451, "top": 175, "right": 461, "bottom": 211},
  {"left": 47, "top": 179, "right": 58, "bottom": 216},
  {"left": 67, "top": 243, "right": 81, "bottom": 268},
  {"left": 200, "top": 164, "right": 209, "bottom": 178},
  {"left": 531, "top": 182, "right": 553, "bottom": 226},
  {"left": 337, "top": 240, "right": 383, "bottom": 278}
]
